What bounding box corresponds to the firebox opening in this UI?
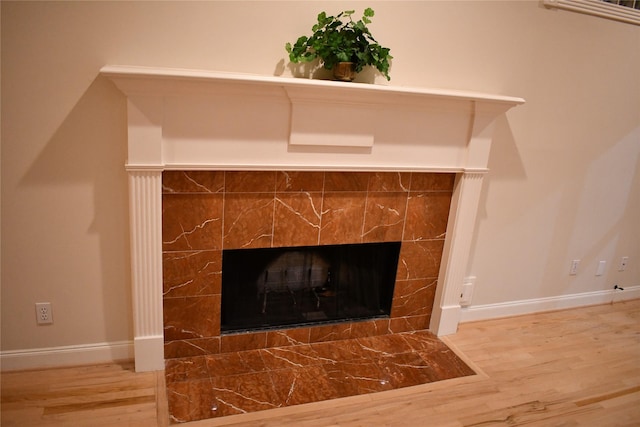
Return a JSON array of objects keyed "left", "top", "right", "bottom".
[{"left": 221, "top": 242, "right": 401, "bottom": 334}]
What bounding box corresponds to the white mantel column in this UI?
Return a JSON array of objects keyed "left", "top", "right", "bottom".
[
  {"left": 430, "top": 104, "right": 500, "bottom": 336},
  {"left": 430, "top": 171, "right": 485, "bottom": 335},
  {"left": 126, "top": 95, "right": 165, "bottom": 372},
  {"left": 128, "top": 169, "right": 164, "bottom": 372}
]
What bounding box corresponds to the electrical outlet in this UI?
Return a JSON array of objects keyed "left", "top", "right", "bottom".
[
  {"left": 569, "top": 259, "right": 580, "bottom": 275},
  {"left": 460, "top": 276, "right": 476, "bottom": 306},
  {"left": 596, "top": 260, "right": 606, "bottom": 276},
  {"left": 35, "top": 302, "right": 53, "bottom": 325},
  {"left": 619, "top": 256, "right": 629, "bottom": 272}
]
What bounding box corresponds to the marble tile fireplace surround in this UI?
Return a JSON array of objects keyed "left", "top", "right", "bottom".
[
  {"left": 101, "top": 66, "right": 524, "bottom": 373},
  {"left": 162, "top": 169, "right": 453, "bottom": 360}
]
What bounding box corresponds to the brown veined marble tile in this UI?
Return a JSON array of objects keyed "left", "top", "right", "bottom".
[
  {"left": 225, "top": 171, "right": 277, "bottom": 192},
  {"left": 165, "top": 356, "right": 210, "bottom": 383},
  {"left": 325, "top": 358, "right": 394, "bottom": 395},
  {"left": 324, "top": 171, "right": 370, "bottom": 191},
  {"left": 205, "top": 350, "right": 266, "bottom": 376},
  {"left": 368, "top": 172, "right": 411, "bottom": 192},
  {"left": 220, "top": 331, "right": 267, "bottom": 353},
  {"left": 396, "top": 240, "right": 445, "bottom": 280},
  {"left": 266, "top": 328, "right": 310, "bottom": 347},
  {"left": 163, "top": 295, "right": 220, "bottom": 342},
  {"left": 319, "top": 192, "right": 366, "bottom": 245},
  {"left": 362, "top": 191, "right": 408, "bottom": 242},
  {"left": 166, "top": 378, "right": 218, "bottom": 423},
  {"left": 309, "top": 322, "right": 353, "bottom": 343},
  {"left": 389, "top": 315, "right": 431, "bottom": 333},
  {"left": 164, "top": 337, "right": 220, "bottom": 359},
  {"left": 349, "top": 318, "right": 390, "bottom": 339},
  {"left": 162, "top": 171, "right": 225, "bottom": 194},
  {"left": 273, "top": 192, "right": 322, "bottom": 247},
  {"left": 403, "top": 191, "right": 452, "bottom": 241},
  {"left": 374, "top": 351, "right": 437, "bottom": 388},
  {"left": 276, "top": 171, "right": 325, "bottom": 192},
  {"left": 322, "top": 362, "right": 363, "bottom": 398},
  {"left": 400, "top": 330, "right": 447, "bottom": 353},
  {"left": 310, "top": 339, "right": 372, "bottom": 363},
  {"left": 223, "top": 193, "right": 274, "bottom": 249},
  {"left": 211, "top": 371, "right": 282, "bottom": 417},
  {"left": 356, "top": 334, "right": 415, "bottom": 358},
  {"left": 163, "top": 250, "right": 221, "bottom": 298},
  {"left": 391, "top": 278, "right": 437, "bottom": 318},
  {"left": 410, "top": 172, "right": 455, "bottom": 192},
  {"left": 162, "top": 194, "right": 223, "bottom": 252},
  {"left": 270, "top": 365, "right": 340, "bottom": 406},
  {"left": 259, "top": 345, "right": 321, "bottom": 370}
]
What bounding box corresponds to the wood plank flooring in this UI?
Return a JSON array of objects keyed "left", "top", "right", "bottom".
[{"left": 2, "top": 299, "right": 639, "bottom": 426}]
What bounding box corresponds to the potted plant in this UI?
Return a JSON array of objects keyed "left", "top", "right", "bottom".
[{"left": 285, "top": 8, "right": 392, "bottom": 81}]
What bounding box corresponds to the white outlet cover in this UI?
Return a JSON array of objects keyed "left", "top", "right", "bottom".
[
  {"left": 35, "top": 302, "right": 53, "bottom": 325},
  {"left": 460, "top": 282, "right": 475, "bottom": 306},
  {"left": 596, "top": 260, "right": 606, "bottom": 276}
]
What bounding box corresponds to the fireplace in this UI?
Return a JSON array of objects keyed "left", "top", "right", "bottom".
[
  {"left": 221, "top": 242, "right": 401, "bottom": 333},
  {"left": 101, "top": 65, "right": 524, "bottom": 371}
]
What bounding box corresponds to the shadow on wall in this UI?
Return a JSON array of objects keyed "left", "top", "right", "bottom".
[
  {"left": 19, "top": 75, "right": 132, "bottom": 343},
  {"left": 467, "top": 113, "right": 526, "bottom": 261}
]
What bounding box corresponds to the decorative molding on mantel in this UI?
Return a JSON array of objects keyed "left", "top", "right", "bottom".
[
  {"left": 101, "top": 65, "right": 524, "bottom": 372},
  {"left": 102, "top": 65, "right": 524, "bottom": 158}
]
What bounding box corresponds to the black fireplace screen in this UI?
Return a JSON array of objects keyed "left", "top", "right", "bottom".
[{"left": 221, "top": 242, "right": 401, "bottom": 333}]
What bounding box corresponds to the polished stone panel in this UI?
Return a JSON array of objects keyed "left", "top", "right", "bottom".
[
  {"left": 163, "top": 296, "right": 220, "bottom": 341},
  {"left": 362, "top": 192, "right": 408, "bottom": 242},
  {"left": 396, "top": 240, "right": 444, "bottom": 280},
  {"left": 368, "top": 171, "right": 411, "bottom": 192},
  {"left": 404, "top": 192, "right": 452, "bottom": 240},
  {"left": 225, "top": 170, "right": 277, "bottom": 192},
  {"left": 163, "top": 171, "right": 225, "bottom": 193},
  {"left": 276, "top": 171, "right": 325, "bottom": 192},
  {"left": 162, "top": 250, "right": 221, "bottom": 298},
  {"left": 392, "top": 278, "right": 438, "bottom": 317},
  {"left": 223, "top": 193, "right": 274, "bottom": 249},
  {"left": 165, "top": 331, "right": 475, "bottom": 423},
  {"left": 410, "top": 173, "right": 455, "bottom": 192},
  {"left": 162, "top": 194, "right": 223, "bottom": 252},
  {"left": 324, "top": 171, "right": 369, "bottom": 191},
  {"left": 273, "top": 192, "right": 322, "bottom": 247},
  {"left": 164, "top": 337, "right": 220, "bottom": 359},
  {"left": 319, "top": 191, "right": 366, "bottom": 245}
]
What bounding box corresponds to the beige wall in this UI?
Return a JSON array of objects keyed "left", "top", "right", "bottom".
[{"left": 2, "top": 1, "right": 639, "bottom": 353}]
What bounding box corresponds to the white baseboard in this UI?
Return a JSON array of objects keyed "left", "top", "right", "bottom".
[
  {"left": 460, "top": 285, "right": 640, "bottom": 323},
  {"left": 0, "top": 340, "right": 134, "bottom": 372},
  {"left": 2, "top": 287, "right": 638, "bottom": 371}
]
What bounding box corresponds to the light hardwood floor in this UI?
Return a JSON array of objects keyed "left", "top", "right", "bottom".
[{"left": 2, "top": 299, "right": 639, "bottom": 426}]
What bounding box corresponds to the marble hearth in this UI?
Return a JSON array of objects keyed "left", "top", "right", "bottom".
[
  {"left": 101, "top": 66, "right": 524, "bottom": 373},
  {"left": 165, "top": 330, "right": 475, "bottom": 422}
]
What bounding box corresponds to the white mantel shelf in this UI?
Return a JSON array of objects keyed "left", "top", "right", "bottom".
[
  {"left": 100, "top": 65, "right": 524, "bottom": 107},
  {"left": 101, "top": 65, "right": 524, "bottom": 372},
  {"left": 102, "top": 65, "right": 524, "bottom": 172}
]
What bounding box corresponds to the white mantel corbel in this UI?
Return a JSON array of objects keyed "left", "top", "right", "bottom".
[{"left": 101, "top": 66, "right": 524, "bottom": 372}]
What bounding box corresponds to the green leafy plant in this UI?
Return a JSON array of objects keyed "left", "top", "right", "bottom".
[{"left": 285, "top": 8, "right": 392, "bottom": 81}]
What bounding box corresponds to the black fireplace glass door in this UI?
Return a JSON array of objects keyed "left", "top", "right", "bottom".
[{"left": 221, "top": 242, "right": 401, "bottom": 333}]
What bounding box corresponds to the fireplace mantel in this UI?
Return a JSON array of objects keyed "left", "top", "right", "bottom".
[{"left": 101, "top": 65, "right": 524, "bottom": 371}]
